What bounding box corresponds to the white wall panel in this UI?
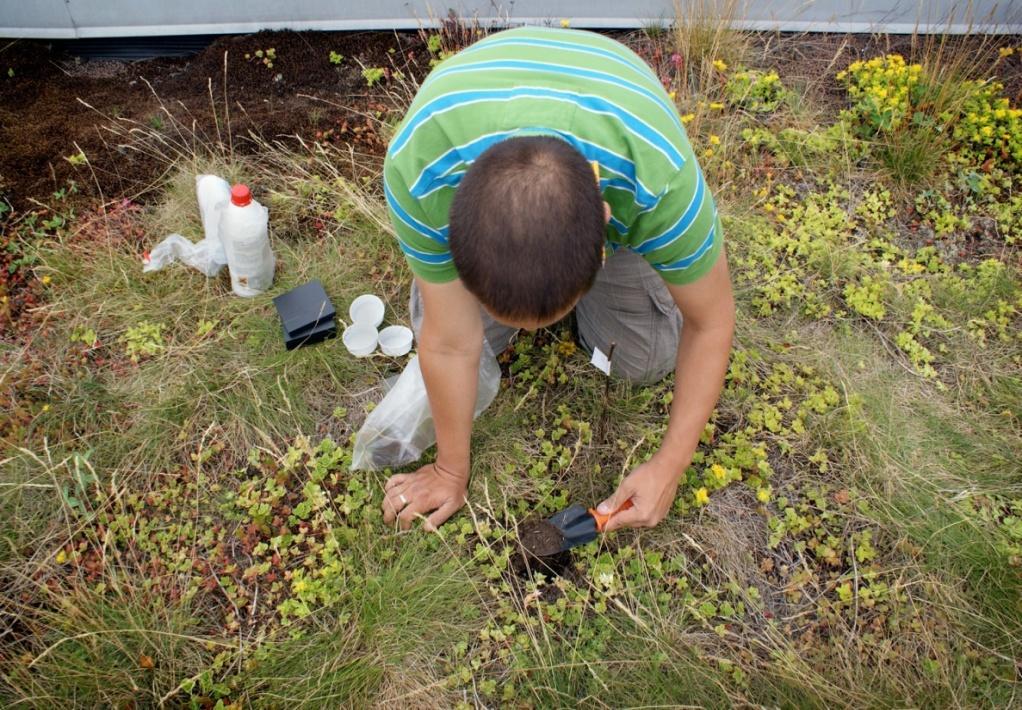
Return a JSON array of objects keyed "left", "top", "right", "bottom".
[{"left": 1, "top": 0, "right": 1019, "bottom": 38}]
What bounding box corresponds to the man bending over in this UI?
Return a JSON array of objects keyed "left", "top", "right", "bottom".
[{"left": 380, "top": 26, "right": 735, "bottom": 532}]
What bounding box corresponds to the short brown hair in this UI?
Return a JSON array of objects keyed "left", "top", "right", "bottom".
[{"left": 448, "top": 136, "right": 605, "bottom": 322}]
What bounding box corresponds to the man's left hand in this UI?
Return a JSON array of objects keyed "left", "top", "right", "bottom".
[{"left": 595, "top": 455, "right": 682, "bottom": 532}]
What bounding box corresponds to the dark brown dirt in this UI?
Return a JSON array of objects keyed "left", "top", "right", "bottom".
[
  {"left": 0, "top": 30, "right": 434, "bottom": 210},
  {"left": 518, "top": 518, "right": 565, "bottom": 557},
  {"left": 511, "top": 518, "right": 574, "bottom": 581}
]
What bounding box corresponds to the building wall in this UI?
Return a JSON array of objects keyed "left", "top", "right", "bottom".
[{"left": 1, "top": 0, "right": 1019, "bottom": 38}]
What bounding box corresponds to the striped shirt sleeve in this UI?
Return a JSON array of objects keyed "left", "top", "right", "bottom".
[
  {"left": 628, "top": 157, "right": 722, "bottom": 286},
  {"left": 383, "top": 157, "right": 458, "bottom": 283}
]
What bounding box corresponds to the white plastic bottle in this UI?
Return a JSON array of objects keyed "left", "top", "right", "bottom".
[{"left": 220, "top": 184, "right": 275, "bottom": 297}]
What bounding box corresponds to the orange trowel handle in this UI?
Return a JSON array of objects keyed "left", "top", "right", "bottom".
[{"left": 588, "top": 499, "right": 634, "bottom": 532}]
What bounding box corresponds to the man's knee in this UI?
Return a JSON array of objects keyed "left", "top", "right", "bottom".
[
  {"left": 579, "top": 323, "right": 679, "bottom": 384},
  {"left": 606, "top": 340, "right": 677, "bottom": 384},
  {"left": 615, "top": 353, "right": 676, "bottom": 384}
]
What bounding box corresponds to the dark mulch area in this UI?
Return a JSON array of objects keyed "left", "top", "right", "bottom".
[{"left": 0, "top": 30, "right": 434, "bottom": 210}]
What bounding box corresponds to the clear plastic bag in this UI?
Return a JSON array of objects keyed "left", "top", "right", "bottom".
[
  {"left": 143, "top": 233, "right": 224, "bottom": 277},
  {"left": 143, "top": 175, "right": 230, "bottom": 278},
  {"left": 351, "top": 341, "right": 501, "bottom": 470},
  {"left": 196, "top": 174, "right": 230, "bottom": 265}
]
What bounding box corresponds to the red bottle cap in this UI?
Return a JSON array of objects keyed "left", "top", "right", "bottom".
[{"left": 230, "top": 184, "right": 252, "bottom": 207}]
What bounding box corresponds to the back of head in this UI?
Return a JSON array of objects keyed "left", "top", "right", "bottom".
[{"left": 449, "top": 136, "right": 605, "bottom": 323}]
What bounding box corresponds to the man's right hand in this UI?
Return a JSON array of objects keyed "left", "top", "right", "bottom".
[{"left": 383, "top": 461, "right": 468, "bottom": 531}]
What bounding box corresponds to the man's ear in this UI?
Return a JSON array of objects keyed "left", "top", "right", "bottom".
[{"left": 603, "top": 201, "right": 611, "bottom": 224}]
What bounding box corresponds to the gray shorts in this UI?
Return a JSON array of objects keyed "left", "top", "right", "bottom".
[{"left": 409, "top": 248, "right": 682, "bottom": 384}]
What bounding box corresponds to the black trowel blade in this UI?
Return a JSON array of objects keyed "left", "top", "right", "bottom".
[{"left": 546, "top": 504, "right": 599, "bottom": 552}]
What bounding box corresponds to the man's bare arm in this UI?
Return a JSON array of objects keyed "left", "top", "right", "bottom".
[
  {"left": 599, "top": 249, "right": 736, "bottom": 530},
  {"left": 417, "top": 277, "right": 485, "bottom": 473},
  {"left": 657, "top": 247, "right": 736, "bottom": 470},
  {"left": 382, "top": 277, "right": 485, "bottom": 530}
]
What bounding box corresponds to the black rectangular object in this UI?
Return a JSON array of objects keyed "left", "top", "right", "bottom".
[
  {"left": 283, "top": 318, "right": 337, "bottom": 350},
  {"left": 273, "top": 280, "right": 335, "bottom": 336}
]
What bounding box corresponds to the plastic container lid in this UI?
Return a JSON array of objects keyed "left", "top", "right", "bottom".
[
  {"left": 378, "top": 325, "right": 414, "bottom": 357},
  {"left": 348, "top": 294, "right": 385, "bottom": 328},
  {"left": 342, "top": 323, "right": 379, "bottom": 358},
  {"left": 230, "top": 184, "right": 252, "bottom": 207}
]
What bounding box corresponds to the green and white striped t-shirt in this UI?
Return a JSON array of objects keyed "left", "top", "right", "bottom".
[{"left": 383, "top": 26, "right": 722, "bottom": 286}]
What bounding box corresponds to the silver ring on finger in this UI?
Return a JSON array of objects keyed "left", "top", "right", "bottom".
[{"left": 398, "top": 493, "right": 408, "bottom": 506}]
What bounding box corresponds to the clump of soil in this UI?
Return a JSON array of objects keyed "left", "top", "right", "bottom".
[
  {"left": 518, "top": 518, "right": 564, "bottom": 557},
  {"left": 511, "top": 518, "right": 571, "bottom": 580}
]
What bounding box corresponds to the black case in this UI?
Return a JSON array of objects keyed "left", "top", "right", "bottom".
[
  {"left": 272, "top": 280, "right": 335, "bottom": 335},
  {"left": 282, "top": 318, "right": 336, "bottom": 350},
  {"left": 273, "top": 280, "right": 337, "bottom": 350}
]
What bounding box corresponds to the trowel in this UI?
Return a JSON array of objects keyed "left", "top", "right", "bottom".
[{"left": 521, "top": 500, "right": 633, "bottom": 556}]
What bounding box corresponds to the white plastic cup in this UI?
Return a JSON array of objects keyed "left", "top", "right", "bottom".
[
  {"left": 342, "top": 324, "right": 379, "bottom": 357},
  {"left": 349, "top": 294, "right": 385, "bottom": 328},
  {"left": 378, "top": 325, "right": 414, "bottom": 357}
]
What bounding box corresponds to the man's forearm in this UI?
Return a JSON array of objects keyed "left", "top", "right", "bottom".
[
  {"left": 655, "top": 321, "right": 734, "bottom": 474},
  {"left": 418, "top": 324, "right": 484, "bottom": 475}
]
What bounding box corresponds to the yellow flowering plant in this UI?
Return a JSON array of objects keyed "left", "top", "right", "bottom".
[
  {"left": 838, "top": 54, "right": 1022, "bottom": 170},
  {"left": 949, "top": 80, "right": 1022, "bottom": 168},
  {"left": 836, "top": 54, "right": 924, "bottom": 133},
  {"left": 724, "top": 68, "right": 787, "bottom": 113}
]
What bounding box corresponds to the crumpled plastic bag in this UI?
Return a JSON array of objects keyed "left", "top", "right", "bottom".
[
  {"left": 351, "top": 341, "right": 501, "bottom": 470},
  {"left": 143, "top": 233, "right": 224, "bottom": 277},
  {"left": 143, "top": 174, "right": 230, "bottom": 277}
]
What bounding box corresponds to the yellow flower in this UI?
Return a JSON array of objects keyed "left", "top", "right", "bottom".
[
  {"left": 709, "top": 134, "right": 720, "bottom": 145},
  {"left": 560, "top": 18, "right": 570, "bottom": 28},
  {"left": 56, "top": 549, "right": 67, "bottom": 564},
  {"left": 898, "top": 258, "right": 925, "bottom": 274},
  {"left": 703, "top": 148, "right": 714, "bottom": 158},
  {"left": 999, "top": 46, "right": 1015, "bottom": 58},
  {"left": 757, "top": 488, "right": 771, "bottom": 503},
  {"left": 712, "top": 59, "right": 728, "bottom": 71},
  {"left": 680, "top": 113, "right": 695, "bottom": 124},
  {"left": 709, "top": 101, "right": 725, "bottom": 110},
  {"left": 695, "top": 487, "right": 709, "bottom": 505},
  {"left": 41, "top": 275, "right": 52, "bottom": 285},
  {"left": 668, "top": 90, "right": 677, "bottom": 100},
  {"left": 710, "top": 463, "right": 727, "bottom": 481},
  {"left": 41, "top": 404, "right": 50, "bottom": 413}
]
